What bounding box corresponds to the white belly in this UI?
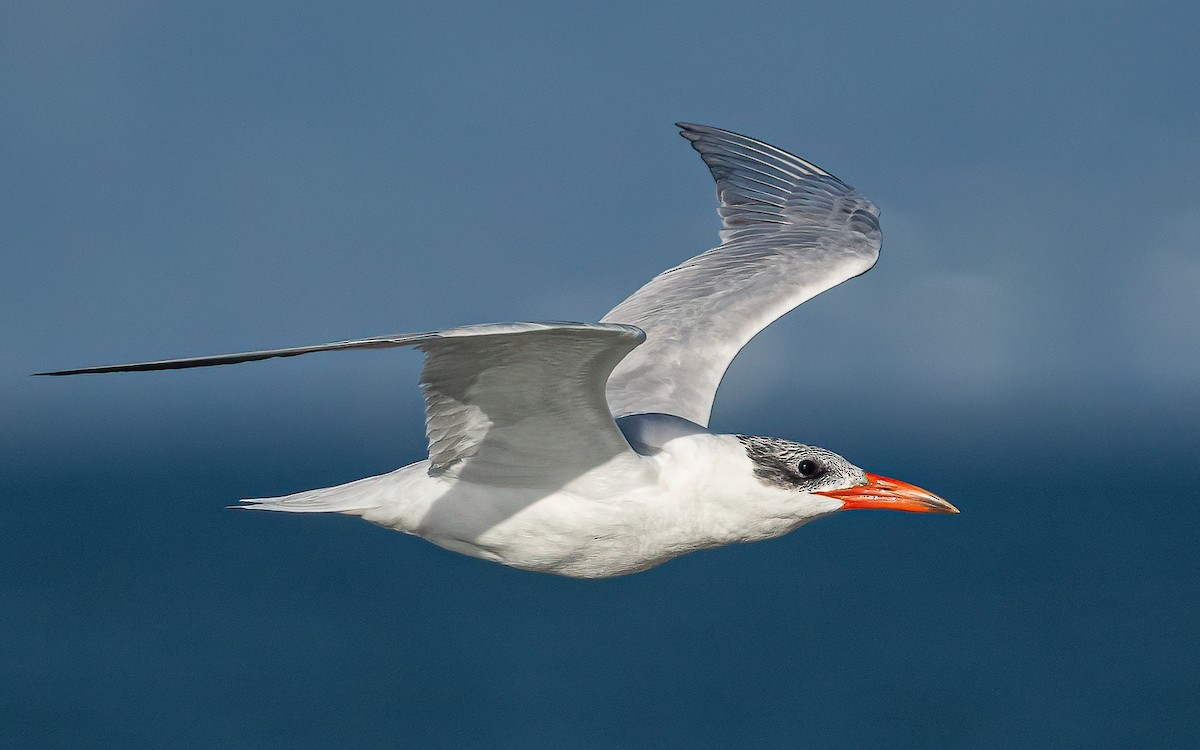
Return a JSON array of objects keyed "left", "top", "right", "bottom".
[
  {"left": 354, "top": 459, "right": 730, "bottom": 578},
  {"left": 320, "top": 432, "right": 806, "bottom": 579}
]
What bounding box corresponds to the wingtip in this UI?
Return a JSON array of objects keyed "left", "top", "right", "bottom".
[
  {"left": 32, "top": 365, "right": 127, "bottom": 376},
  {"left": 676, "top": 121, "right": 711, "bottom": 140},
  {"left": 676, "top": 121, "right": 738, "bottom": 136}
]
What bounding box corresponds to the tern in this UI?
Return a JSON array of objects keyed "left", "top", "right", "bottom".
[{"left": 39, "top": 123, "right": 957, "bottom": 578}]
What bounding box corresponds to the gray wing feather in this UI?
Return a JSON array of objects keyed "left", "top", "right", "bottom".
[
  {"left": 39, "top": 322, "right": 647, "bottom": 487},
  {"left": 416, "top": 322, "right": 646, "bottom": 485},
  {"left": 601, "top": 123, "right": 882, "bottom": 426}
]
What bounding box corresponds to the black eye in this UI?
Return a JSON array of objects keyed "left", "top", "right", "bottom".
[{"left": 796, "top": 460, "right": 821, "bottom": 478}]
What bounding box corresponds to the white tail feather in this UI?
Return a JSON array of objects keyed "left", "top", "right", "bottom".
[{"left": 235, "top": 474, "right": 390, "bottom": 515}]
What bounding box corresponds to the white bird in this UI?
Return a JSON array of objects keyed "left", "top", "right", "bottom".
[{"left": 39, "top": 123, "right": 957, "bottom": 578}]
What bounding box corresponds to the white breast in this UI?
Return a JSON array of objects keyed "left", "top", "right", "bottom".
[{"left": 357, "top": 429, "right": 815, "bottom": 578}]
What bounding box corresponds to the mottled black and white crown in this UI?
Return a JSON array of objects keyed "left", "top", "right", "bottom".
[{"left": 735, "top": 435, "right": 865, "bottom": 493}]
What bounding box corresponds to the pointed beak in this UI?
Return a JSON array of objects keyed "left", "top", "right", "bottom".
[{"left": 816, "top": 473, "right": 959, "bottom": 514}]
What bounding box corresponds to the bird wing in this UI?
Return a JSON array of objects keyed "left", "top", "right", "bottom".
[
  {"left": 38, "top": 322, "right": 649, "bottom": 488},
  {"left": 601, "top": 123, "right": 882, "bottom": 426},
  {"left": 415, "top": 322, "right": 647, "bottom": 486}
]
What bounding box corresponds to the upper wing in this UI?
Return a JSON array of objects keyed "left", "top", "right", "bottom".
[
  {"left": 416, "top": 322, "right": 646, "bottom": 486},
  {"left": 601, "top": 123, "right": 882, "bottom": 426},
  {"left": 38, "top": 322, "right": 648, "bottom": 488}
]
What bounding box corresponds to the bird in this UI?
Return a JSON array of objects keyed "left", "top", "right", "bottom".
[{"left": 38, "top": 123, "right": 957, "bottom": 578}]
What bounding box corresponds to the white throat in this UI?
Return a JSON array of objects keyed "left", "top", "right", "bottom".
[{"left": 618, "top": 414, "right": 844, "bottom": 548}]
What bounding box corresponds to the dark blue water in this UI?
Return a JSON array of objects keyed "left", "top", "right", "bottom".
[{"left": 3, "top": 396, "right": 1197, "bottom": 748}]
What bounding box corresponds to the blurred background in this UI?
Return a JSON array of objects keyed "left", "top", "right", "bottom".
[{"left": 3, "top": 2, "right": 1197, "bottom": 747}]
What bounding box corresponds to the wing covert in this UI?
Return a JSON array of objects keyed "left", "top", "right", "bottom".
[{"left": 417, "top": 322, "right": 647, "bottom": 486}]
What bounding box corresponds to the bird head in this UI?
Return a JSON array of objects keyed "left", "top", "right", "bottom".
[{"left": 735, "top": 435, "right": 958, "bottom": 517}]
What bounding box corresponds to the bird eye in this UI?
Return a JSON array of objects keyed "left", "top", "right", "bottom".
[{"left": 796, "top": 460, "right": 821, "bottom": 478}]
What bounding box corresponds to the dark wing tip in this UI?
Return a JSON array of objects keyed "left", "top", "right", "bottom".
[
  {"left": 32, "top": 361, "right": 210, "bottom": 376},
  {"left": 675, "top": 121, "right": 724, "bottom": 143},
  {"left": 678, "top": 123, "right": 839, "bottom": 180},
  {"left": 30, "top": 350, "right": 303, "bottom": 377},
  {"left": 33, "top": 366, "right": 128, "bottom": 376},
  {"left": 670, "top": 121, "right": 879, "bottom": 248},
  {"left": 675, "top": 121, "right": 723, "bottom": 134}
]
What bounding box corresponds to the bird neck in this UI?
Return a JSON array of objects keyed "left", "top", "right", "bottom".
[{"left": 648, "top": 432, "right": 819, "bottom": 547}]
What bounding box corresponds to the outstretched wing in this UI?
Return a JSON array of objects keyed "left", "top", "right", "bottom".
[
  {"left": 38, "top": 322, "right": 648, "bottom": 487},
  {"left": 601, "top": 123, "right": 882, "bottom": 426}
]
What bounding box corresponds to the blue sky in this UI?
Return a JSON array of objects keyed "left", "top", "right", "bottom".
[
  {"left": 4, "top": 2, "right": 1197, "bottom": 452},
  {"left": 2, "top": 3, "right": 1198, "bottom": 747}
]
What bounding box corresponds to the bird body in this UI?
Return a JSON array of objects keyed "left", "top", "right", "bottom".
[
  {"left": 253, "top": 416, "right": 841, "bottom": 578},
  {"left": 39, "top": 124, "right": 957, "bottom": 578}
]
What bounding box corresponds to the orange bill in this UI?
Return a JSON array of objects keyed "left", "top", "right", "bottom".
[{"left": 816, "top": 473, "right": 958, "bottom": 514}]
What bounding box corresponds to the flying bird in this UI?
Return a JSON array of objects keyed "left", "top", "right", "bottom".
[{"left": 39, "top": 123, "right": 957, "bottom": 578}]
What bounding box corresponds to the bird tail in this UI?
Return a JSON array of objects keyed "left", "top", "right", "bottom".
[{"left": 235, "top": 474, "right": 389, "bottom": 515}]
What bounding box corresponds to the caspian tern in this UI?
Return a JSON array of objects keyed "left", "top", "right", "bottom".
[{"left": 38, "top": 123, "right": 957, "bottom": 578}]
